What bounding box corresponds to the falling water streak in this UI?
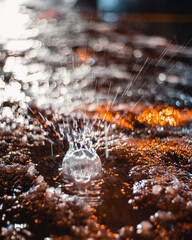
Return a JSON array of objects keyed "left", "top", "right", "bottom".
[
  {"left": 166, "top": 38, "right": 192, "bottom": 69},
  {"left": 120, "top": 77, "right": 154, "bottom": 121},
  {"left": 27, "top": 108, "right": 71, "bottom": 156},
  {"left": 123, "top": 58, "right": 149, "bottom": 96},
  {"left": 26, "top": 107, "right": 45, "bottom": 128},
  {"left": 122, "top": 59, "right": 148, "bottom": 96},
  {"left": 130, "top": 95, "right": 145, "bottom": 112},
  {"left": 122, "top": 82, "right": 132, "bottom": 96},
  {"left": 130, "top": 58, "right": 149, "bottom": 86},
  {"left": 89, "top": 115, "right": 100, "bottom": 134},
  {"left": 166, "top": 61, "right": 179, "bottom": 74},
  {"left": 118, "top": 87, "right": 156, "bottom": 135},
  {"left": 131, "top": 59, "right": 139, "bottom": 74},
  {"left": 138, "top": 80, "right": 148, "bottom": 94},
  {"left": 110, "top": 86, "right": 121, "bottom": 109},
  {"left": 142, "top": 59, "right": 152, "bottom": 75},
  {"left": 104, "top": 121, "right": 110, "bottom": 159},
  {"left": 38, "top": 112, "right": 45, "bottom": 121},
  {"left": 27, "top": 105, "right": 34, "bottom": 114},
  {"left": 102, "top": 86, "right": 121, "bottom": 122},
  {"left": 156, "top": 46, "right": 171, "bottom": 67},
  {"left": 122, "top": 58, "right": 139, "bottom": 96},
  {"left": 131, "top": 59, "right": 152, "bottom": 89},
  {"left": 155, "top": 35, "right": 175, "bottom": 67},
  {"left": 155, "top": 28, "right": 182, "bottom": 67},
  {"left": 51, "top": 122, "right": 57, "bottom": 135}
]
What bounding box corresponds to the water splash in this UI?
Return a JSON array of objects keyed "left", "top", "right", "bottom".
[
  {"left": 60, "top": 117, "right": 102, "bottom": 183},
  {"left": 62, "top": 147, "right": 102, "bottom": 183}
]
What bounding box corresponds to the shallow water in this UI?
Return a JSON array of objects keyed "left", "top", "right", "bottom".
[{"left": 0, "top": 1, "right": 192, "bottom": 239}]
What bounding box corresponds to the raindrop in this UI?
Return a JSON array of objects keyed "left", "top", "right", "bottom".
[{"left": 62, "top": 148, "right": 102, "bottom": 183}]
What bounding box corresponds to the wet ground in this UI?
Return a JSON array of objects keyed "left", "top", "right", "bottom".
[{"left": 0, "top": 1, "right": 192, "bottom": 239}]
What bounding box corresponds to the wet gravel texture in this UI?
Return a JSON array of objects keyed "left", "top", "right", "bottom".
[{"left": 0, "top": 1, "right": 192, "bottom": 239}]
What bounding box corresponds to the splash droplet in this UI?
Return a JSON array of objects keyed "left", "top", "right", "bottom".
[{"left": 62, "top": 148, "right": 102, "bottom": 183}]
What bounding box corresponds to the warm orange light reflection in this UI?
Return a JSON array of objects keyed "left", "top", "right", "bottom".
[
  {"left": 114, "top": 137, "right": 191, "bottom": 168},
  {"left": 91, "top": 104, "right": 192, "bottom": 129},
  {"left": 137, "top": 106, "right": 192, "bottom": 126},
  {"left": 96, "top": 105, "right": 135, "bottom": 130},
  {"left": 76, "top": 47, "right": 90, "bottom": 62}
]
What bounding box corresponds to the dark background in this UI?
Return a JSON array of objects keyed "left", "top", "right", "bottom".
[
  {"left": 78, "top": 0, "right": 192, "bottom": 13},
  {"left": 76, "top": 0, "right": 192, "bottom": 46}
]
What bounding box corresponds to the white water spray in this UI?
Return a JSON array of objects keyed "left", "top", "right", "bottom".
[{"left": 62, "top": 118, "right": 102, "bottom": 183}]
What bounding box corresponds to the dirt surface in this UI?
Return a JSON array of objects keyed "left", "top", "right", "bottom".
[{"left": 0, "top": 1, "right": 192, "bottom": 239}]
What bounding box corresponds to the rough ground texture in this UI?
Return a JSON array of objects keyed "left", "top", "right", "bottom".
[{"left": 0, "top": 1, "right": 192, "bottom": 239}]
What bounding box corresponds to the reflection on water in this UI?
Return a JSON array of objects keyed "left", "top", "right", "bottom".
[{"left": 0, "top": 0, "right": 192, "bottom": 239}]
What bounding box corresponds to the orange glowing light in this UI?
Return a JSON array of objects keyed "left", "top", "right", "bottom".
[
  {"left": 121, "top": 188, "right": 125, "bottom": 195},
  {"left": 95, "top": 105, "right": 135, "bottom": 130},
  {"left": 100, "top": 224, "right": 106, "bottom": 230},
  {"left": 114, "top": 136, "right": 191, "bottom": 167},
  {"left": 34, "top": 219, "right": 39, "bottom": 224},
  {"left": 137, "top": 106, "right": 192, "bottom": 126},
  {"left": 76, "top": 47, "right": 90, "bottom": 61},
  {"left": 87, "top": 204, "right": 93, "bottom": 212},
  {"left": 88, "top": 104, "right": 192, "bottom": 131}
]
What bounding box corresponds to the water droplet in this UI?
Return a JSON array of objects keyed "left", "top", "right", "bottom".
[
  {"left": 133, "top": 49, "right": 142, "bottom": 58},
  {"left": 62, "top": 148, "right": 102, "bottom": 183}
]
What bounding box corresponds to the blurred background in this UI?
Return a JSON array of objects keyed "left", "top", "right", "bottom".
[
  {"left": 79, "top": 0, "right": 192, "bottom": 14},
  {"left": 0, "top": 0, "right": 192, "bottom": 46},
  {"left": 77, "top": 0, "right": 192, "bottom": 46}
]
